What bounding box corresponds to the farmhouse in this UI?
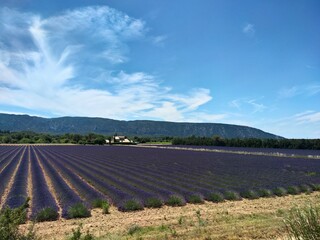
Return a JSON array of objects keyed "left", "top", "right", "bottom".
[{"left": 111, "top": 135, "right": 133, "bottom": 144}]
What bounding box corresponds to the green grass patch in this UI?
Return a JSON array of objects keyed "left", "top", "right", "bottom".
[
  {"left": 92, "top": 199, "right": 108, "bottom": 208},
  {"left": 287, "top": 186, "right": 301, "bottom": 195},
  {"left": 119, "top": 199, "right": 144, "bottom": 212},
  {"left": 166, "top": 195, "right": 186, "bottom": 207},
  {"left": 241, "top": 190, "right": 259, "bottom": 199},
  {"left": 187, "top": 194, "right": 204, "bottom": 204},
  {"left": 300, "top": 184, "right": 312, "bottom": 193},
  {"left": 224, "top": 191, "right": 242, "bottom": 201},
  {"left": 284, "top": 205, "right": 320, "bottom": 240},
  {"left": 145, "top": 197, "right": 163, "bottom": 208},
  {"left": 273, "top": 187, "right": 287, "bottom": 196},
  {"left": 35, "top": 207, "right": 59, "bottom": 222},
  {"left": 68, "top": 203, "right": 91, "bottom": 219},
  {"left": 206, "top": 192, "right": 224, "bottom": 202},
  {"left": 257, "top": 188, "right": 273, "bottom": 198}
]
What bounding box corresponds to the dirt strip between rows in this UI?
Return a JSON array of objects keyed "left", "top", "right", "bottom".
[{"left": 131, "top": 144, "right": 320, "bottom": 159}]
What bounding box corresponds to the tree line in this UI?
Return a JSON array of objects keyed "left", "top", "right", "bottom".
[
  {"left": 172, "top": 136, "right": 320, "bottom": 150},
  {"left": 0, "top": 131, "right": 106, "bottom": 145}
]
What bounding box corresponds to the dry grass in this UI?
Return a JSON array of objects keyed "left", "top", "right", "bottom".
[{"left": 20, "top": 191, "right": 320, "bottom": 239}]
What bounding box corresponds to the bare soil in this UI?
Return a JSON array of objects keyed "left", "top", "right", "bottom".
[{"left": 21, "top": 191, "right": 320, "bottom": 240}]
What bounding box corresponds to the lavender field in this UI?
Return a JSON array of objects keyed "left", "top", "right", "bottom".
[{"left": 1, "top": 145, "right": 320, "bottom": 219}]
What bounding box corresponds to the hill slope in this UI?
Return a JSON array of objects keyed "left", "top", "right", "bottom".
[{"left": 0, "top": 113, "right": 281, "bottom": 138}]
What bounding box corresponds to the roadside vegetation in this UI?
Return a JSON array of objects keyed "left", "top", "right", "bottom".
[
  {"left": 172, "top": 135, "right": 320, "bottom": 150},
  {"left": 2, "top": 194, "right": 320, "bottom": 239},
  {"left": 0, "top": 131, "right": 107, "bottom": 145}
]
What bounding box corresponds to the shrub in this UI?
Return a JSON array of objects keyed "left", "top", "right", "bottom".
[
  {"left": 102, "top": 202, "right": 110, "bottom": 214},
  {"left": 118, "top": 199, "right": 144, "bottom": 212},
  {"left": 128, "top": 225, "right": 142, "bottom": 235},
  {"left": 187, "top": 194, "right": 204, "bottom": 204},
  {"left": 166, "top": 195, "right": 186, "bottom": 207},
  {"left": 300, "top": 184, "right": 312, "bottom": 193},
  {"left": 92, "top": 199, "right": 108, "bottom": 208},
  {"left": 274, "top": 187, "right": 287, "bottom": 196},
  {"left": 241, "top": 190, "right": 259, "bottom": 199},
  {"left": 284, "top": 205, "right": 320, "bottom": 240},
  {"left": 206, "top": 192, "right": 224, "bottom": 203},
  {"left": 69, "top": 225, "right": 94, "bottom": 240},
  {"left": 0, "top": 198, "right": 37, "bottom": 240},
  {"left": 287, "top": 186, "right": 301, "bottom": 195},
  {"left": 145, "top": 197, "right": 163, "bottom": 208},
  {"left": 224, "top": 191, "right": 242, "bottom": 201},
  {"left": 35, "top": 207, "right": 59, "bottom": 222},
  {"left": 310, "top": 183, "right": 320, "bottom": 191},
  {"left": 68, "top": 203, "right": 91, "bottom": 219},
  {"left": 257, "top": 188, "right": 273, "bottom": 198}
]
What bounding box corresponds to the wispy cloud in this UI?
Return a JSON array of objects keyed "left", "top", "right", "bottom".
[
  {"left": 229, "top": 98, "right": 266, "bottom": 113},
  {"left": 242, "top": 23, "right": 255, "bottom": 37},
  {"left": 294, "top": 111, "right": 320, "bottom": 124},
  {"left": 0, "top": 6, "right": 217, "bottom": 122},
  {"left": 278, "top": 84, "right": 320, "bottom": 98},
  {"left": 152, "top": 35, "right": 167, "bottom": 47}
]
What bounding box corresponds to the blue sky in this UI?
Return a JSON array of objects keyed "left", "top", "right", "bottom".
[{"left": 0, "top": 0, "right": 319, "bottom": 138}]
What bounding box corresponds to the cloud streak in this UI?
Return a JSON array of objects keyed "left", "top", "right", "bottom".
[
  {"left": 242, "top": 23, "right": 255, "bottom": 37},
  {"left": 0, "top": 6, "right": 216, "bottom": 122},
  {"left": 278, "top": 84, "right": 320, "bottom": 98}
]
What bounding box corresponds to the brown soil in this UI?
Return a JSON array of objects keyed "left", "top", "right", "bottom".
[{"left": 21, "top": 191, "right": 320, "bottom": 240}]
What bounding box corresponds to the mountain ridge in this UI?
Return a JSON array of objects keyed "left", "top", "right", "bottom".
[{"left": 0, "top": 113, "right": 282, "bottom": 139}]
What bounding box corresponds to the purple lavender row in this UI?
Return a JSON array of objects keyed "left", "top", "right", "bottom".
[
  {"left": 0, "top": 146, "right": 20, "bottom": 167},
  {"left": 96, "top": 146, "right": 320, "bottom": 191},
  {"left": 39, "top": 149, "right": 106, "bottom": 206},
  {"left": 53, "top": 146, "right": 221, "bottom": 194},
  {"left": 43, "top": 147, "right": 194, "bottom": 201},
  {"left": 0, "top": 146, "right": 25, "bottom": 207},
  {"left": 39, "top": 145, "right": 320, "bottom": 205},
  {"left": 29, "top": 147, "right": 58, "bottom": 218},
  {"left": 5, "top": 147, "right": 29, "bottom": 208},
  {"left": 37, "top": 147, "right": 132, "bottom": 205},
  {"left": 47, "top": 146, "right": 273, "bottom": 196},
  {"left": 40, "top": 147, "right": 156, "bottom": 203},
  {"left": 33, "top": 148, "right": 82, "bottom": 218},
  {"left": 63, "top": 146, "right": 248, "bottom": 193}
]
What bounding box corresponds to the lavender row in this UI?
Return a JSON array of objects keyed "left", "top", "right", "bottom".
[
  {"left": 5, "top": 147, "right": 29, "bottom": 208},
  {"left": 29, "top": 147, "right": 58, "bottom": 218},
  {"left": 0, "top": 146, "right": 25, "bottom": 207},
  {"left": 38, "top": 148, "right": 105, "bottom": 206},
  {"left": 38, "top": 145, "right": 320, "bottom": 205},
  {"left": 33, "top": 148, "right": 83, "bottom": 218}
]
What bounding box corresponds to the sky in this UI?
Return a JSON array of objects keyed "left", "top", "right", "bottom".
[{"left": 0, "top": 0, "right": 319, "bottom": 138}]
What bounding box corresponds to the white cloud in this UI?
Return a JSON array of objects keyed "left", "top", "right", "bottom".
[
  {"left": 253, "top": 111, "right": 320, "bottom": 138},
  {"left": 242, "top": 23, "right": 255, "bottom": 37},
  {"left": 0, "top": 6, "right": 218, "bottom": 122},
  {"left": 278, "top": 86, "right": 298, "bottom": 98},
  {"left": 295, "top": 111, "right": 320, "bottom": 123},
  {"left": 278, "top": 84, "right": 320, "bottom": 98},
  {"left": 229, "top": 98, "right": 266, "bottom": 113},
  {"left": 152, "top": 35, "right": 167, "bottom": 47}
]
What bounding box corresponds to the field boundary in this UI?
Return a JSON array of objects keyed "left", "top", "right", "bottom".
[{"left": 132, "top": 144, "right": 320, "bottom": 159}]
